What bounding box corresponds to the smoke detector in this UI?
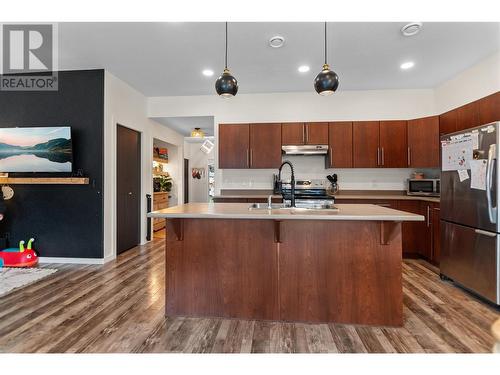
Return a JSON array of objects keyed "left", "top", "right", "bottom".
[
  {"left": 269, "top": 35, "right": 285, "bottom": 48},
  {"left": 401, "top": 22, "right": 423, "bottom": 37}
]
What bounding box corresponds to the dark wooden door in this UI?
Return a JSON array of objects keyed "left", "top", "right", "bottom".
[
  {"left": 305, "top": 122, "right": 329, "bottom": 144},
  {"left": 249, "top": 123, "right": 282, "bottom": 168},
  {"left": 117, "top": 125, "right": 141, "bottom": 255},
  {"left": 353, "top": 121, "right": 380, "bottom": 168},
  {"left": 218, "top": 124, "right": 249, "bottom": 169},
  {"left": 439, "top": 109, "right": 457, "bottom": 136},
  {"left": 407, "top": 116, "right": 439, "bottom": 168},
  {"left": 281, "top": 122, "right": 305, "bottom": 145},
  {"left": 479, "top": 91, "right": 500, "bottom": 124},
  {"left": 327, "top": 122, "right": 353, "bottom": 168},
  {"left": 379, "top": 120, "right": 407, "bottom": 167},
  {"left": 456, "top": 101, "right": 480, "bottom": 131}
]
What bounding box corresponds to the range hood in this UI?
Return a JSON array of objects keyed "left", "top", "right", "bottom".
[{"left": 281, "top": 145, "right": 328, "bottom": 155}]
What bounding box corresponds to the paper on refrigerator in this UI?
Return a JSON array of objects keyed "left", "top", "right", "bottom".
[
  {"left": 441, "top": 136, "right": 473, "bottom": 171},
  {"left": 457, "top": 169, "right": 469, "bottom": 182},
  {"left": 470, "top": 159, "right": 487, "bottom": 190}
]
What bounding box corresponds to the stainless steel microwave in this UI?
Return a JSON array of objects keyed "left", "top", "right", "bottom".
[{"left": 407, "top": 178, "right": 440, "bottom": 197}]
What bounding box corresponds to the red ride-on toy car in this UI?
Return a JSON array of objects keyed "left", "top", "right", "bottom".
[{"left": 0, "top": 238, "right": 38, "bottom": 267}]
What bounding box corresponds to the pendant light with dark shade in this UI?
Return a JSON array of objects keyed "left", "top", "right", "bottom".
[
  {"left": 314, "top": 22, "right": 339, "bottom": 95},
  {"left": 215, "top": 22, "right": 238, "bottom": 97}
]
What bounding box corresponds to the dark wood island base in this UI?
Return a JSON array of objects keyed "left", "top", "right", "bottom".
[{"left": 165, "top": 218, "right": 403, "bottom": 327}]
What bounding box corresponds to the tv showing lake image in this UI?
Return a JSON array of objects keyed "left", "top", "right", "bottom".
[{"left": 0, "top": 127, "right": 72, "bottom": 172}]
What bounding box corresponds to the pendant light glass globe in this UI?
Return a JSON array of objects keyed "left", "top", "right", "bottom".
[
  {"left": 215, "top": 22, "right": 238, "bottom": 98},
  {"left": 314, "top": 64, "right": 339, "bottom": 95},
  {"left": 215, "top": 68, "right": 238, "bottom": 97},
  {"left": 314, "top": 22, "right": 339, "bottom": 95}
]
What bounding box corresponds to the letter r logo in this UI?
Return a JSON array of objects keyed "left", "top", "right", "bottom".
[{"left": 2, "top": 24, "right": 53, "bottom": 74}]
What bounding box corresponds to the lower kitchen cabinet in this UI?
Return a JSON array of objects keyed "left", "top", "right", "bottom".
[
  {"left": 337, "top": 198, "right": 440, "bottom": 264},
  {"left": 398, "top": 200, "right": 440, "bottom": 264},
  {"left": 335, "top": 198, "right": 398, "bottom": 209},
  {"left": 213, "top": 197, "right": 249, "bottom": 203},
  {"left": 398, "top": 201, "right": 428, "bottom": 257}
]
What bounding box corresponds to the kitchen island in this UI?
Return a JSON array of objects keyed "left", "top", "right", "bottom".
[{"left": 148, "top": 203, "right": 424, "bottom": 327}]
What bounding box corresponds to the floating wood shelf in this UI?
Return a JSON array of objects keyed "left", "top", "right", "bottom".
[
  {"left": 0, "top": 177, "right": 89, "bottom": 185},
  {"left": 153, "top": 157, "right": 168, "bottom": 164}
]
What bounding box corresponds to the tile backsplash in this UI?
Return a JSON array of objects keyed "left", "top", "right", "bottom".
[{"left": 220, "top": 155, "right": 439, "bottom": 191}]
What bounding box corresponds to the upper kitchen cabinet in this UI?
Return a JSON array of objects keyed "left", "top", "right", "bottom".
[
  {"left": 353, "top": 121, "right": 380, "bottom": 168},
  {"left": 479, "top": 91, "right": 500, "bottom": 125},
  {"left": 249, "top": 123, "right": 282, "bottom": 168},
  {"left": 219, "top": 124, "right": 250, "bottom": 169},
  {"left": 327, "top": 122, "right": 353, "bottom": 168},
  {"left": 281, "top": 122, "right": 305, "bottom": 145},
  {"left": 456, "top": 100, "right": 480, "bottom": 131},
  {"left": 439, "top": 109, "right": 457, "bottom": 136},
  {"left": 379, "top": 121, "right": 408, "bottom": 168},
  {"left": 305, "top": 122, "right": 329, "bottom": 144},
  {"left": 407, "top": 116, "right": 439, "bottom": 168},
  {"left": 219, "top": 123, "right": 282, "bottom": 169},
  {"left": 282, "top": 122, "right": 328, "bottom": 145}
]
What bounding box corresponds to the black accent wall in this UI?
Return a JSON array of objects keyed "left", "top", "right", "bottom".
[{"left": 0, "top": 70, "right": 104, "bottom": 258}]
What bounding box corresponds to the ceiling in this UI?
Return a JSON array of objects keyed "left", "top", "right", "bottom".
[
  {"left": 58, "top": 22, "right": 500, "bottom": 96},
  {"left": 154, "top": 116, "right": 214, "bottom": 136}
]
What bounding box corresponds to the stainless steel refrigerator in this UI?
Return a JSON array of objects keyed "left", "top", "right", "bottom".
[{"left": 440, "top": 121, "right": 500, "bottom": 305}]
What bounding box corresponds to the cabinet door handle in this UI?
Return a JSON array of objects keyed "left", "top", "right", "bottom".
[
  {"left": 381, "top": 147, "right": 385, "bottom": 166},
  {"left": 329, "top": 147, "right": 333, "bottom": 167},
  {"left": 250, "top": 148, "right": 253, "bottom": 167},
  {"left": 247, "top": 148, "right": 250, "bottom": 167},
  {"left": 407, "top": 147, "right": 411, "bottom": 166},
  {"left": 377, "top": 147, "right": 380, "bottom": 166},
  {"left": 305, "top": 125, "right": 309, "bottom": 144},
  {"left": 302, "top": 124, "right": 306, "bottom": 144},
  {"left": 427, "top": 205, "right": 430, "bottom": 227}
]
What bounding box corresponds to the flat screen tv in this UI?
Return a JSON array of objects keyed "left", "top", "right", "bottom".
[{"left": 0, "top": 127, "right": 72, "bottom": 172}]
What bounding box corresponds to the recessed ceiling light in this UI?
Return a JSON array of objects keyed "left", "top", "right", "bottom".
[
  {"left": 298, "top": 65, "right": 310, "bottom": 73},
  {"left": 269, "top": 35, "right": 285, "bottom": 48},
  {"left": 400, "top": 61, "right": 415, "bottom": 70},
  {"left": 202, "top": 69, "right": 214, "bottom": 77},
  {"left": 401, "top": 22, "right": 423, "bottom": 37}
]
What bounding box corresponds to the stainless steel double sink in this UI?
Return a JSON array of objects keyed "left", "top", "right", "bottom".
[{"left": 248, "top": 203, "right": 339, "bottom": 211}]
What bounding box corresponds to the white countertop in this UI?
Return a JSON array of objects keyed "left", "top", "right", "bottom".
[
  {"left": 148, "top": 203, "right": 425, "bottom": 221},
  {"left": 213, "top": 190, "right": 440, "bottom": 203}
]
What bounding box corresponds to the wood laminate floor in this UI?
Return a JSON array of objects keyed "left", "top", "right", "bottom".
[{"left": 0, "top": 238, "right": 498, "bottom": 353}]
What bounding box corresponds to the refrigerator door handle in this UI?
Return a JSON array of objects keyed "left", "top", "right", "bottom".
[
  {"left": 474, "top": 228, "right": 497, "bottom": 237},
  {"left": 486, "top": 144, "right": 497, "bottom": 223}
]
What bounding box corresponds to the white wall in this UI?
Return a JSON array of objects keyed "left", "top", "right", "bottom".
[
  {"left": 435, "top": 51, "right": 500, "bottom": 114},
  {"left": 104, "top": 71, "right": 184, "bottom": 261},
  {"left": 184, "top": 141, "right": 213, "bottom": 202},
  {"left": 148, "top": 89, "right": 436, "bottom": 193}
]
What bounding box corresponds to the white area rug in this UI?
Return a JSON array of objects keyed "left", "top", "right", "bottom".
[{"left": 0, "top": 268, "right": 57, "bottom": 297}]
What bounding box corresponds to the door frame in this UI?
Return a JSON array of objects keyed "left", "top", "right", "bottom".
[{"left": 116, "top": 123, "right": 142, "bottom": 255}]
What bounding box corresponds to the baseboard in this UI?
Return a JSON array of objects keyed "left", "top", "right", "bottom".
[{"left": 39, "top": 256, "right": 108, "bottom": 265}]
